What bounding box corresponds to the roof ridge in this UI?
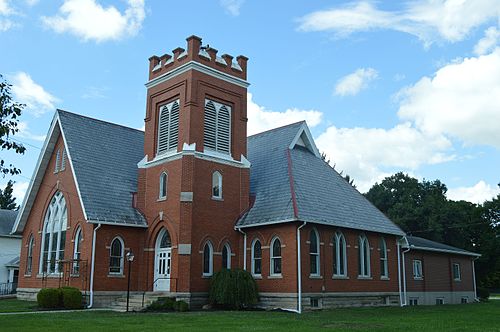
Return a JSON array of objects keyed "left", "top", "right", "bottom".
[
  {"left": 57, "top": 109, "right": 144, "bottom": 133},
  {"left": 248, "top": 121, "right": 305, "bottom": 138}
]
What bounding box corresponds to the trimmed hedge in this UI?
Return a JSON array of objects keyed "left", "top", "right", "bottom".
[
  {"left": 209, "top": 268, "right": 259, "bottom": 310},
  {"left": 145, "top": 297, "right": 176, "bottom": 312},
  {"left": 173, "top": 300, "right": 189, "bottom": 312},
  {"left": 37, "top": 287, "right": 83, "bottom": 309}
]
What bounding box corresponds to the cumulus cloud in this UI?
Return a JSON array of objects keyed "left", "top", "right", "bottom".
[
  {"left": 0, "top": 0, "right": 15, "bottom": 31},
  {"left": 11, "top": 72, "right": 60, "bottom": 117},
  {"left": 474, "top": 26, "right": 500, "bottom": 55},
  {"left": 447, "top": 181, "right": 500, "bottom": 203},
  {"left": 397, "top": 48, "right": 500, "bottom": 148},
  {"left": 42, "top": 0, "right": 145, "bottom": 42},
  {"left": 220, "top": 0, "right": 244, "bottom": 16},
  {"left": 247, "top": 93, "right": 323, "bottom": 136},
  {"left": 16, "top": 121, "right": 46, "bottom": 142},
  {"left": 298, "top": 0, "right": 500, "bottom": 46},
  {"left": 315, "top": 123, "right": 454, "bottom": 192},
  {"left": 334, "top": 67, "right": 378, "bottom": 96}
]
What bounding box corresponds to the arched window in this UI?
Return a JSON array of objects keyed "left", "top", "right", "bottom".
[
  {"left": 212, "top": 171, "right": 222, "bottom": 199},
  {"left": 333, "top": 232, "right": 347, "bottom": 277},
  {"left": 204, "top": 100, "right": 232, "bottom": 155},
  {"left": 270, "top": 237, "right": 282, "bottom": 276},
  {"left": 222, "top": 243, "right": 231, "bottom": 269},
  {"left": 72, "top": 227, "right": 83, "bottom": 274},
  {"left": 379, "top": 237, "right": 388, "bottom": 278},
  {"left": 203, "top": 241, "right": 213, "bottom": 276},
  {"left": 159, "top": 230, "right": 171, "bottom": 248},
  {"left": 358, "top": 235, "right": 371, "bottom": 277},
  {"left": 109, "top": 237, "right": 124, "bottom": 274},
  {"left": 157, "top": 100, "right": 180, "bottom": 155},
  {"left": 26, "top": 235, "right": 34, "bottom": 275},
  {"left": 159, "top": 172, "right": 168, "bottom": 199},
  {"left": 251, "top": 239, "right": 262, "bottom": 276},
  {"left": 40, "top": 192, "right": 67, "bottom": 274},
  {"left": 310, "top": 229, "right": 320, "bottom": 276}
]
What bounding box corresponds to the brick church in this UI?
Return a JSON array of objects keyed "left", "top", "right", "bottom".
[{"left": 13, "top": 36, "right": 479, "bottom": 311}]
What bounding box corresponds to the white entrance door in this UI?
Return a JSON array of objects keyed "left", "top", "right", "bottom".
[
  {"left": 154, "top": 229, "right": 172, "bottom": 292},
  {"left": 154, "top": 248, "right": 171, "bottom": 291}
]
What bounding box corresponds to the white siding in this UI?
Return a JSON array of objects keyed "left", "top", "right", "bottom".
[{"left": 0, "top": 237, "right": 21, "bottom": 283}]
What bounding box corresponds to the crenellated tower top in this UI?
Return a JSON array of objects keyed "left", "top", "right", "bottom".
[{"left": 148, "top": 35, "right": 248, "bottom": 81}]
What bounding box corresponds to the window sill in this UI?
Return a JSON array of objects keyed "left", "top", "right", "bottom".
[
  {"left": 380, "top": 276, "right": 390, "bottom": 281},
  {"left": 332, "top": 275, "right": 349, "bottom": 280},
  {"left": 24, "top": 274, "right": 32, "bottom": 278},
  {"left": 268, "top": 275, "right": 282, "bottom": 279},
  {"left": 70, "top": 274, "right": 81, "bottom": 278},
  {"left": 37, "top": 273, "right": 63, "bottom": 278},
  {"left": 454, "top": 279, "right": 461, "bottom": 282},
  {"left": 252, "top": 275, "right": 262, "bottom": 279},
  {"left": 357, "top": 276, "right": 372, "bottom": 280},
  {"left": 211, "top": 197, "right": 224, "bottom": 201},
  {"left": 107, "top": 273, "right": 125, "bottom": 278},
  {"left": 309, "top": 275, "right": 323, "bottom": 279},
  {"left": 413, "top": 277, "right": 424, "bottom": 280},
  {"left": 202, "top": 274, "right": 213, "bottom": 279},
  {"left": 157, "top": 197, "right": 167, "bottom": 202}
]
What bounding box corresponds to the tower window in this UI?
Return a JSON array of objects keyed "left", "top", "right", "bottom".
[
  {"left": 212, "top": 171, "right": 222, "bottom": 199},
  {"left": 204, "top": 99, "right": 231, "bottom": 155},
  {"left": 157, "top": 100, "right": 180, "bottom": 155},
  {"left": 159, "top": 172, "right": 168, "bottom": 199}
]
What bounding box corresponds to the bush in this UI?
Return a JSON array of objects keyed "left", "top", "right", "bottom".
[
  {"left": 209, "top": 268, "right": 259, "bottom": 310},
  {"left": 37, "top": 288, "right": 62, "bottom": 309},
  {"left": 61, "top": 287, "right": 82, "bottom": 309},
  {"left": 146, "top": 297, "right": 176, "bottom": 312},
  {"left": 477, "top": 287, "right": 490, "bottom": 301},
  {"left": 173, "top": 300, "right": 189, "bottom": 312}
]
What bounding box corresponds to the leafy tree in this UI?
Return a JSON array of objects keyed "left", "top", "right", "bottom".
[
  {"left": 0, "top": 180, "right": 17, "bottom": 210},
  {"left": 0, "top": 74, "right": 26, "bottom": 176}
]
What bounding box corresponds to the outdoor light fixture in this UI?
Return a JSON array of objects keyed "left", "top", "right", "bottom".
[{"left": 126, "top": 250, "right": 134, "bottom": 312}]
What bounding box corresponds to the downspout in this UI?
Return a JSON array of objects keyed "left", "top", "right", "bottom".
[
  {"left": 297, "top": 221, "right": 307, "bottom": 314},
  {"left": 87, "top": 223, "right": 101, "bottom": 309},
  {"left": 237, "top": 228, "right": 247, "bottom": 270},
  {"left": 401, "top": 246, "right": 411, "bottom": 306},
  {"left": 397, "top": 240, "right": 402, "bottom": 306},
  {"left": 472, "top": 256, "right": 479, "bottom": 302}
]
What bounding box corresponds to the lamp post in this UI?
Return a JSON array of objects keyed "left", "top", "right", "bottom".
[{"left": 126, "top": 250, "right": 135, "bottom": 312}]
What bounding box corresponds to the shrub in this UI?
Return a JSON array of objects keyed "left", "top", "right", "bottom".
[
  {"left": 145, "top": 297, "right": 176, "bottom": 312},
  {"left": 477, "top": 287, "right": 490, "bottom": 301},
  {"left": 173, "top": 300, "right": 189, "bottom": 312},
  {"left": 209, "top": 268, "right": 259, "bottom": 310},
  {"left": 37, "top": 288, "right": 62, "bottom": 309},
  {"left": 61, "top": 287, "right": 82, "bottom": 309}
]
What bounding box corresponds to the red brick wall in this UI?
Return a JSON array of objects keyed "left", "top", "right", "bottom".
[{"left": 404, "top": 250, "right": 474, "bottom": 292}]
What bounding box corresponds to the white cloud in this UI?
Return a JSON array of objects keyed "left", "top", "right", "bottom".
[
  {"left": 0, "top": 0, "right": 15, "bottom": 31},
  {"left": 0, "top": 180, "right": 29, "bottom": 204},
  {"left": 0, "top": 0, "right": 13, "bottom": 15},
  {"left": 220, "top": 0, "right": 244, "bottom": 16},
  {"left": 447, "top": 181, "right": 500, "bottom": 203},
  {"left": 334, "top": 67, "right": 378, "bottom": 96},
  {"left": 298, "top": 1, "right": 500, "bottom": 46},
  {"left": 25, "top": 0, "right": 39, "bottom": 6},
  {"left": 315, "top": 123, "right": 453, "bottom": 192},
  {"left": 11, "top": 72, "right": 60, "bottom": 117},
  {"left": 42, "top": 0, "right": 145, "bottom": 42},
  {"left": 397, "top": 48, "right": 500, "bottom": 148},
  {"left": 247, "top": 93, "right": 323, "bottom": 136},
  {"left": 474, "top": 26, "right": 500, "bottom": 55},
  {"left": 16, "top": 121, "right": 46, "bottom": 142}
]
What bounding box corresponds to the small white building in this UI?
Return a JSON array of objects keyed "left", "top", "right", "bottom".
[{"left": 0, "top": 209, "right": 21, "bottom": 295}]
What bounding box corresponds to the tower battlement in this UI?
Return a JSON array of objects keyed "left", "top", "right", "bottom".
[{"left": 148, "top": 35, "right": 248, "bottom": 81}]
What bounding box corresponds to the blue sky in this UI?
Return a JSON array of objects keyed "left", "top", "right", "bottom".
[{"left": 1, "top": 0, "right": 499, "bottom": 204}]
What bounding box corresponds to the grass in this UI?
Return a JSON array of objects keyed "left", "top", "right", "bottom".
[
  {"left": 0, "top": 300, "right": 499, "bottom": 331},
  {"left": 0, "top": 299, "right": 38, "bottom": 313}
]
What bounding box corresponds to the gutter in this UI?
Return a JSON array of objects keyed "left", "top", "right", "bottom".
[
  {"left": 472, "top": 256, "right": 479, "bottom": 302},
  {"left": 87, "top": 223, "right": 101, "bottom": 309},
  {"left": 296, "top": 221, "right": 307, "bottom": 314},
  {"left": 397, "top": 240, "right": 402, "bottom": 306},
  {"left": 237, "top": 228, "right": 247, "bottom": 270},
  {"left": 401, "top": 245, "right": 411, "bottom": 306}
]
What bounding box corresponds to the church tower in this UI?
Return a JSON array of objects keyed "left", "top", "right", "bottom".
[{"left": 137, "top": 36, "right": 250, "bottom": 302}]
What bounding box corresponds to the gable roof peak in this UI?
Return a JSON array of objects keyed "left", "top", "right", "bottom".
[{"left": 288, "top": 122, "right": 321, "bottom": 158}]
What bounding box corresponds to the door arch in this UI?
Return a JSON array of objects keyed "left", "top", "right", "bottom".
[{"left": 154, "top": 228, "right": 172, "bottom": 291}]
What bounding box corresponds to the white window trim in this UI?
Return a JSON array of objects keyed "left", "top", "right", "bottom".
[
  {"left": 202, "top": 241, "right": 213, "bottom": 277},
  {"left": 26, "top": 235, "right": 34, "bottom": 275},
  {"left": 39, "top": 192, "right": 67, "bottom": 275},
  {"left": 270, "top": 237, "right": 282, "bottom": 276},
  {"left": 333, "top": 232, "right": 347, "bottom": 277},
  {"left": 379, "top": 237, "right": 388, "bottom": 278},
  {"left": 358, "top": 235, "right": 371, "bottom": 277},
  {"left": 413, "top": 259, "right": 423, "bottom": 279},
  {"left": 157, "top": 99, "right": 180, "bottom": 155},
  {"left": 212, "top": 171, "right": 223, "bottom": 199},
  {"left": 222, "top": 243, "right": 231, "bottom": 269},
  {"left": 159, "top": 172, "right": 168, "bottom": 200},
  {"left": 251, "top": 239, "right": 262, "bottom": 277},
  {"left": 109, "top": 237, "right": 125, "bottom": 275},
  {"left": 72, "top": 227, "right": 82, "bottom": 274},
  {"left": 453, "top": 263, "right": 461, "bottom": 281},
  {"left": 54, "top": 149, "right": 60, "bottom": 173},
  {"left": 310, "top": 229, "right": 320, "bottom": 277}
]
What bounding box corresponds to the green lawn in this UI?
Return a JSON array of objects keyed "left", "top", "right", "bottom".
[
  {"left": 0, "top": 301, "right": 499, "bottom": 331},
  {"left": 0, "top": 299, "right": 38, "bottom": 313}
]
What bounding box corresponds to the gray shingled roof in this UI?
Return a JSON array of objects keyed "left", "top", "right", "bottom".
[
  {"left": 237, "top": 122, "right": 405, "bottom": 236},
  {"left": 0, "top": 209, "right": 18, "bottom": 236},
  {"left": 58, "top": 110, "right": 147, "bottom": 226},
  {"left": 406, "top": 236, "right": 480, "bottom": 256}
]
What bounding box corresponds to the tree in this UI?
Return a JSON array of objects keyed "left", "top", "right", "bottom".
[
  {"left": 0, "top": 180, "right": 17, "bottom": 210},
  {"left": 1, "top": 74, "right": 26, "bottom": 176}
]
